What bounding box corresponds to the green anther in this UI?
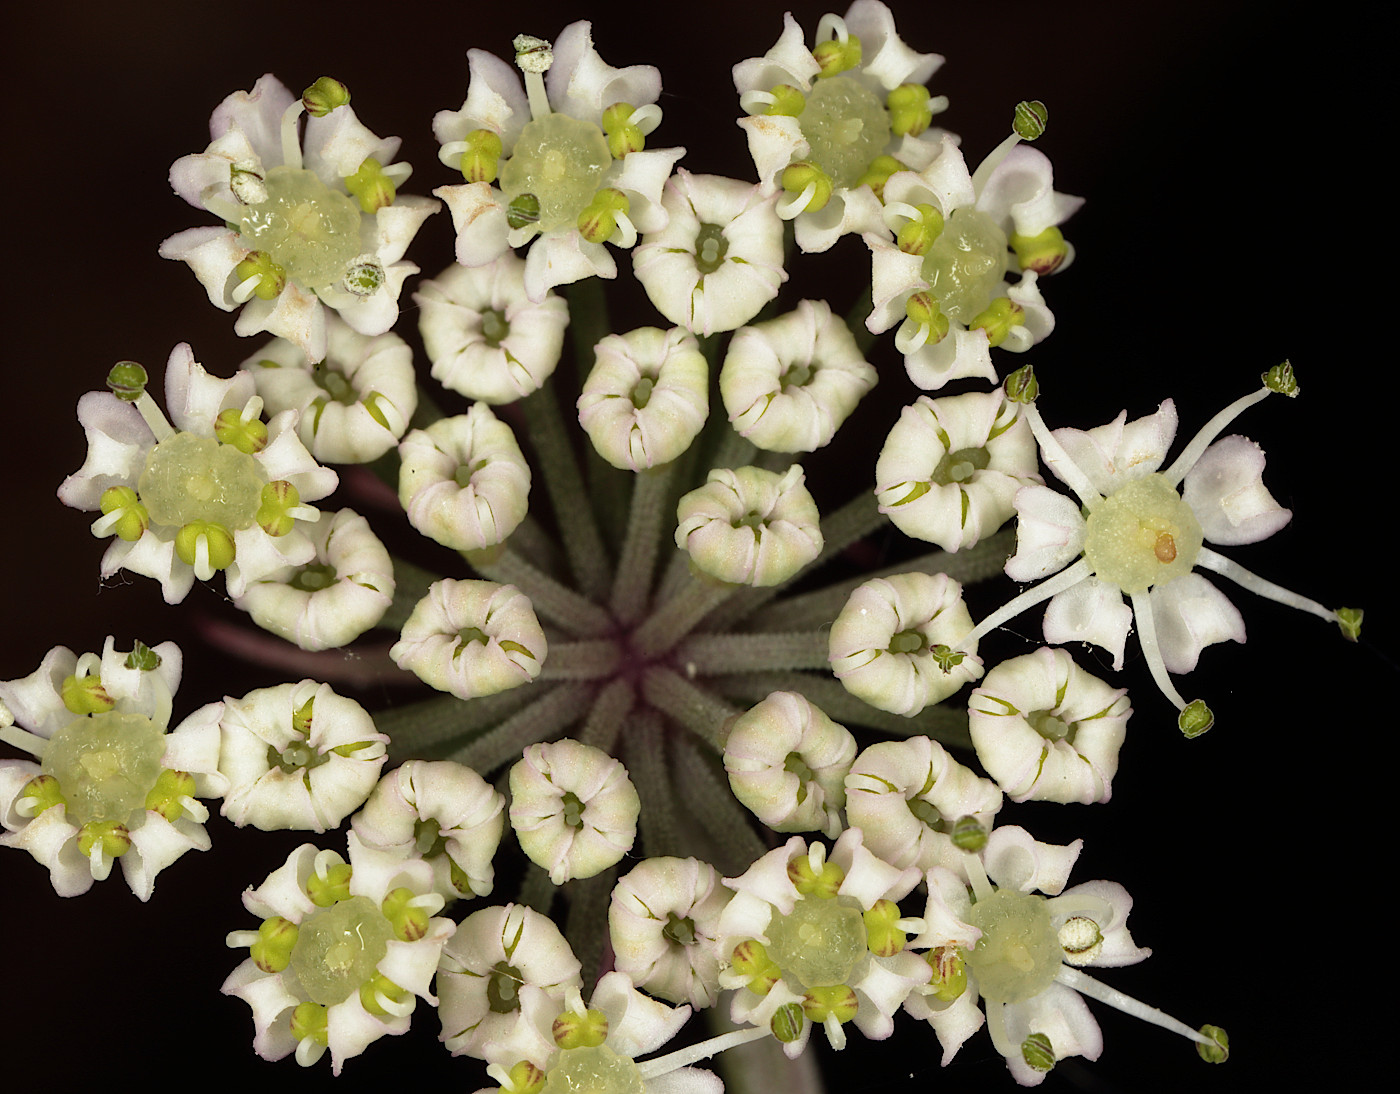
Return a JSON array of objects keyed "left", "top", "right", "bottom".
[
  {"left": 290, "top": 1001, "right": 329, "bottom": 1045},
  {"left": 61, "top": 672, "right": 113, "bottom": 715},
  {"left": 143, "top": 768, "right": 196, "bottom": 822},
  {"left": 1178, "top": 699, "right": 1215, "bottom": 738},
  {"left": 929, "top": 644, "right": 966, "bottom": 673},
  {"left": 924, "top": 945, "right": 967, "bottom": 1002},
  {"left": 887, "top": 83, "right": 934, "bottom": 137},
  {"left": 250, "top": 915, "right": 300, "bottom": 973},
  {"left": 344, "top": 157, "right": 396, "bottom": 213},
  {"left": 863, "top": 899, "right": 907, "bottom": 957},
  {"left": 256, "top": 480, "right": 302, "bottom": 537},
  {"left": 507, "top": 192, "right": 541, "bottom": 230},
  {"left": 99, "top": 486, "right": 149, "bottom": 543},
  {"left": 1336, "top": 607, "right": 1363, "bottom": 641},
  {"left": 1013, "top": 100, "right": 1049, "bottom": 140},
  {"left": 1003, "top": 364, "right": 1039, "bottom": 404},
  {"left": 18, "top": 774, "right": 66, "bottom": 818},
  {"left": 77, "top": 819, "right": 131, "bottom": 860},
  {"left": 577, "top": 187, "right": 631, "bottom": 245},
  {"left": 124, "top": 640, "right": 161, "bottom": 672},
  {"left": 460, "top": 128, "right": 504, "bottom": 183},
  {"left": 505, "top": 1061, "right": 546, "bottom": 1094},
  {"left": 307, "top": 861, "right": 354, "bottom": 906},
  {"left": 358, "top": 972, "right": 409, "bottom": 1017},
  {"left": 174, "top": 521, "right": 236, "bottom": 571},
  {"left": 343, "top": 257, "right": 385, "bottom": 297},
  {"left": 213, "top": 407, "right": 268, "bottom": 454},
  {"left": 1021, "top": 1031, "right": 1055, "bottom": 1072},
  {"left": 950, "top": 815, "right": 988, "bottom": 852},
  {"left": 1010, "top": 225, "right": 1069, "bottom": 275},
  {"left": 764, "top": 84, "right": 806, "bottom": 117},
  {"left": 771, "top": 1003, "right": 805, "bottom": 1043},
  {"left": 106, "top": 361, "right": 148, "bottom": 402},
  {"left": 381, "top": 886, "right": 430, "bottom": 942},
  {"left": 780, "top": 162, "right": 833, "bottom": 213},
  {"left": 904, "top": 292, "right": 950, "bottom": 344},
  {"left": 552, "top": 1007, "right": 609, "bottom": 1049},
  {"left": 1262, "top": 359, "right": 1299, "bottom": 396},
  {"left": 970, "top": 296, "right": 1025, "bottom": 348},
  {"left": 602, "top": 102, "right": 645, "bottom": 158},
  {"left": 292, "top": 695, "right": 315, "bottom": 737},
  {"left": 302, "top": 77, "right": 350, "bottom": 118},
  {"left": 234, "top": 251, "right": 287, "bottom": 299},
  {"left": 812, "top": 34, "right": 862, "bottom": 78},
  {"left": 787, "top": 853, "right": 844, "bottom": 898},
  {"left": 803, "top": 984, "right": 858, "bottom": 1024},
  {"left": 897, "top": 204, "right": 945, "bottom": 256},
  {"left": 1197, "top": 1024, "right": 1229, "bottom": 1063},
  {"left": 730, "top": 940, "right": 782, "bottom": 994},
  {"left": 448, "top": 856, "right": 475, "bottom": 897},
  {"left": 854, "top": 153, "right": 903, "bottom": 199}
]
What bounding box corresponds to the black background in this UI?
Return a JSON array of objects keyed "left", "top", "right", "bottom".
[{"left": 2, "top": 1, "right": 1390, "bottom": 1090}]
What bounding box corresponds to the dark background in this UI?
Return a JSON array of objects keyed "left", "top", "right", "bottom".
[{"left": 2, "top": 1, "right": 1389, "bottom": 1089}]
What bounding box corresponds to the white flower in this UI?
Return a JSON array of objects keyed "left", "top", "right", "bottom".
[
  {"left": 866, "top": 132, "right": 1080, "bottom": 389},
  {"left": 0, "top": 638, "right": 208, "bottom": 900},
  {"left": 415, "top": 254, "right": 570, "bottom": 404},
  {"left": 508, "top": 738, "right": 640, "bottom": 884},
  {"left": 433, "top": 23, "right": 684, "bottom": 301},
  {"left": 233, "top": 508, "right": 395, "bottom": 650},
  {"left": 164, "top": 679, "right": 388, "bottom": 832},
  {"left": 724, "top": 691, "right": 857, "bottom": 838},
  {"left": 398, "top": 406, "right": 532, "bottom": 551},
  {"left": 829, "top": 572, "right": 983, "bottom": 715},
  {"left": 875, "top": 390, "right": 1041, "bottom": 551},
  {"left": 242, "top": 314, "right": 417, "bottom": 464},
  {"left": 58, "top": 344, "right": 338, "bottom": 604},
  {"left": 351, "top": 760, "right": 505, "bottom": 903},
  {"left": 675, "top": 465, "right": 823, "bottom": 586},
  {"left": 437, "top": 903, "right": 582, "bottom": 1061},
  {"left": 609, "top": 857, "right": 731, "bottom": 1008},
  {"left": 962, "top": 370, "right": 1351, "bottom": 727},
  {"left": 577, "top": 326, "right": 709, "bottom": 471},
  {"left": 844, "top": 735, "right": 1002, "bottom": 874},
  {"left": 968, "top": 648, "right": 1130, "bottom": 804},
  {"left": 222, "top": 836, "right": 454, "bottom": 1075},
  {"left": 161, "top": 74, "right": 438, "bottom": 362},
  {"left": 632, "top": 170, "right": 786, "bottom": 335},
  {"left": 721, "top": 299, "right": 877, "bottom": 453},
  {"left": 389, "top": 579, "right": 547, "bottom": 699},
  {"left": 734, "top": 1, "right": 945, "bottom": 252},
  {"left": 717, "top": 829, "right": 928, "bottom": 1055}
]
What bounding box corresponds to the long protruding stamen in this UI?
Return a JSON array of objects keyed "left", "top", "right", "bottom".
[
  {"left": 635, "top": 1023, "right": 773, "bottom": 1080},
  {"left": 970, "top": 132, "right": 1023, "bottom": 194},
  {"left": 279, "top": 100, "right": 306, "bottom": 170},
  {"left": 961, "top": 846, "right": 995, "bottom": 902},
  {"left": 1162, "top": 385, "right": 1270, "bottom": 486},
  {"left": 514, "top": 34, "right": 554, "bottom": 120},
  {"left": 1021, "top": 401, "right": 1101, "bottom": 509},
  {"left": 0, "top": 721, "right": 49, "bottom": 758},
  {"left": 954, "top": 558, "right": 1093, "bottom": 653},
  {"left": 1128, "top": 589, "right": 1189, "bottom": 711},
  {"left": 1054, "top": 966, "right": 1218, "bottom": 1047},
  {"left": 1195, "top": 548, "right": 1337, "bottom": 623}
]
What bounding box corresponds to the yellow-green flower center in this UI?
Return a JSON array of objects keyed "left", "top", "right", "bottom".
[
  {"left": 920, "top": 207, "right": 1010, "bottom": 323},
  {"left": 236, "top": 165, "right": 362, "bottom": 289},
  {"left": 289, "top": 895, "right": 394, "bottom": 1005},
  {"left": 499, "top": 113, "right": 612, "bottom": 232},
  {"left": 765, "top": 895, "right": 867, "bottom": 988},
  {"left": 1082, "top": 473, "right": 1203, "bottom": 594},
  {"left": 138, "top": 432, "right": 266, "bottom": 531},
  {"left": 41, "top": 711, "right": 166, "bottom": 825},
  {"left": 541, "top": 1044, "right": 644, "bottom": 1094},
  {"left": 799, "top": 75, "right": 891, "bottom": 189},
  {"left": 964, "top": 888, "right": 1061, "bottom": 1003}
]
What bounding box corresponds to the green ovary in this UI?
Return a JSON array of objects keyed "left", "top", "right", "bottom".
[
  {"left": 1082, "top": 474, "right": 1203, "bottom": 594},
  {"left": 289, "top": 896, "right": 394, "bottom": 1006},
  {"left": 765, "top": 896, "right": 867, "bottom": 988},
  {"left": 541, "top": 1044, "right": 644, "bottom": 1094},
  {"left": 499, "top": 113, "right": 612, "bottom": 232},
  {"left": 921, "top": 207, "right": 1010, "bottom": 323},
  {"left": 138, "top": 432, "right": 265, "bottom": 530},
  {"left": 41, "top": 711, "right": 166, "bottom": 825},
  {"left": 799, "top": 76, "right": 891, "bottom": 188},
  {"left": 931, "top": 445, "right": 990, "bottom": 485},
  {"left": 236, "top": 165, "right": 362, "bottom": 289},
  {"left": 964, "top": 888, "right": 1061, "bottom": 1003}
]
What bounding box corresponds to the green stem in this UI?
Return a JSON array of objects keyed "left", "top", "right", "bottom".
[
  {"left": 375, "top": 689, "right": 537, "bottom": 758},
  {"left": 640, "top": 666, "right": 741, "bottom": 750},
  {"left": 472, "top": 547, "right": 614, "bottom": 637},
  {"left": 538, "top": 640, "right": 622, "bottom": 681},
  {"left": 447, "top": 682, "right": 593, "bottom": 773},
  {"left": 577, "top": 678, "right": 634, "bottom": 755},
  {"left": 672, "top": 733, "right": 769, "bottom": 876},
  {"left": 675, "top": 631, "right": 831, "bottom": 675},
  {"left": 380, "top": 556, "right": 445, "bottom": 633},
  {"left": 610, "top": 461, "right": 677, "bottom": 624},
  {"left": 624, "top": 710, "right": 681, "bottom": 859}
]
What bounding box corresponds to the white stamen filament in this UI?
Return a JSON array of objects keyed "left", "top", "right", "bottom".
[
  {"left": 0, "top": 721, "right": 49, "bottom": 759},
  {"left": 971, "top": 132, "right": 1024, "bottom": 195},
  {"left": 777, "top": 183, "right": 816, "bottom": 220},
  {"left": 179, "top": 795, "right": 210, "bottom": 823},
  {"left": 88, "top": 839, "right": 112, "bottom": 881},
  {"left": 225, "top": 930, "right": 261, "bottom": 948},
  {"left": 961, "top": 847, "right": 995, "bottom": 903},
  {"left": 1162, "top": 385, "right": 1271, "bottom": 487},
  {"left": 628, "top": 104, "right": 662, "bottom": 135},
  {"left": 437, "top": 140, "right": 468, "bottom": 168},
  {"left": 815, "top": 13, "right": 850, "bottom": 43},
  {"left": 193, "top": 534, "right": 214, "bottom": 582},
  {"left": 635, "top": 1024, "right": 773, "bottom": 1080},
  {"left": 232, "top": 274, "right": 264, "bottom": 305},
  {"left": 895, "top": 315, "right": 931, "bottom": 355},
  {"left": 612, "top": 210, "right": 637, "bottom": 249},
  {"left": 294, "top": 1038, "right": 326, "bottom": 1067},
  {"left": 740, "top": 90, "right": 777, "bottom": 115},
  {"left": 287, "top": 505, "right": 321, "bottom": 523},
  {"left": 954, "top": 558, "right": 1093, "bottom": 654},
  {"left": 279, "top": 100, "right": 306, "bottom": 171},
  {"left": 882, "top": 201, "right": 923, "bottom": 233},
  {"left": 1128, "top": 590, "right": 1189, "bottom": 712},
  {"left": 373, "top": 990, "right": 415, "bottom": 1018},
  {"left": 1054, "top": 965, "right": 1216, "bottom": 1047},
  {"left": 89, "top": 511, "right": 125, "bottom": 538},
  {"left": 1195, "top": 548, "right": 1337, "bottom": 623},
  {"left": 240, "top": 396, "right": 263, "bottom": 424},
  {"left": 134, "top": 391, "right": 176, "bottom": 442},
  {"left": 506, "top": 223, "right": 541, "bottom": 248},
  {"left": 1021, "top": 401, "right": 1101, "bottom": 509},
  {"left": 382, "top": 161, "right": 412, "bottom": 184},
  {"left": 521, "top": 69, "right": 551, "bottom": 121},
  {"left": 313, "top": 848, "right": 342, "bottom": 880}
]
